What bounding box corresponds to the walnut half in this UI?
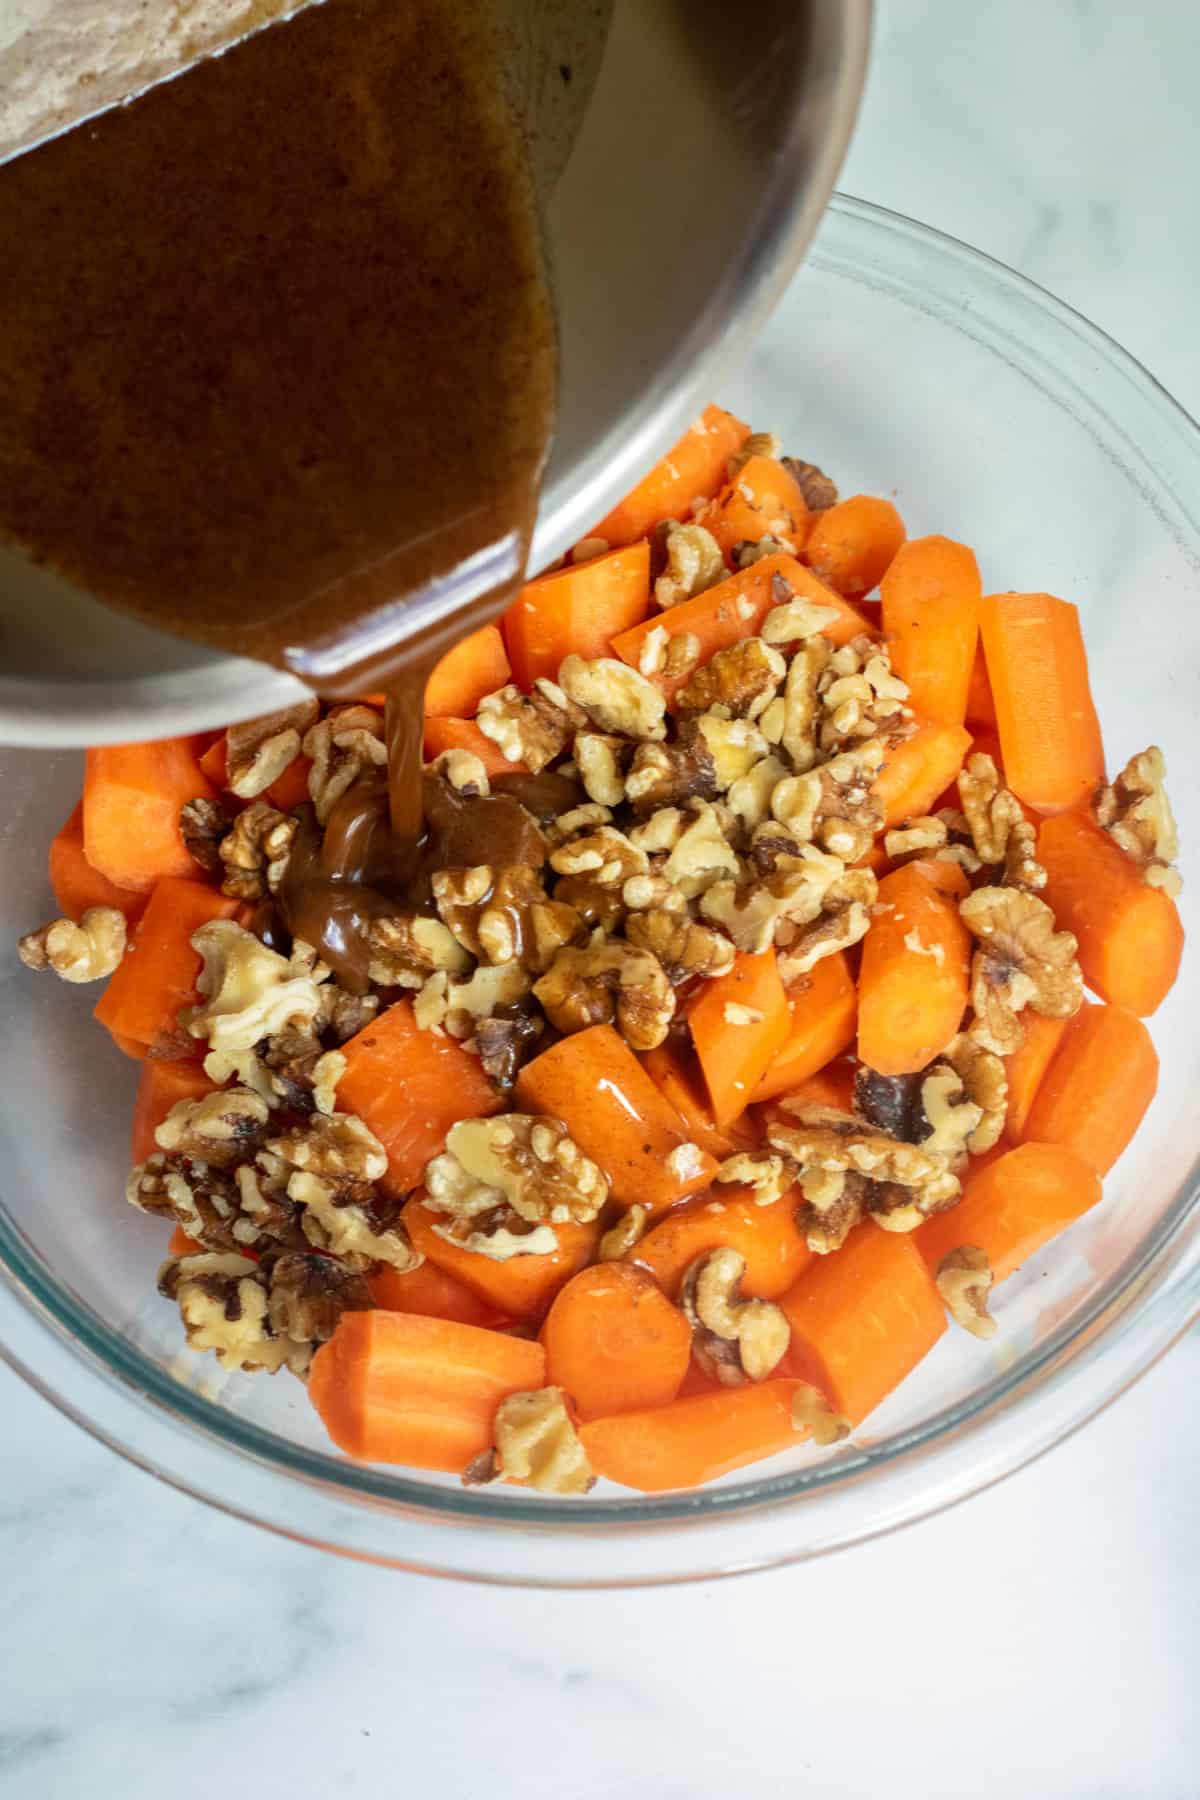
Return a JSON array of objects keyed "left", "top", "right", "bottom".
[
  {"left": 424, "top": 1114, "right": 609, "bottom": 1227},
  {"left": 18, "top": 907, "right": 126, "bottom": 983},
  {"left": 466, "top": 1387, "right": 595, "bottom": 1494},
  {"left": 678, "top": 1247, "right": 791, "bottom": 1385}
]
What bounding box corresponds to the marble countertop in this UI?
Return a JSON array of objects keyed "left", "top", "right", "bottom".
[{"left": 5, "top": 3, "right": 1199, "bottom": 1794}]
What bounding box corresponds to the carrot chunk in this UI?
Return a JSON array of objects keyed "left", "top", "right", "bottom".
[
  {"left": 504, "top": 543, "right": 650, "bottom": 688},
  {"left": 689, "top": 948, "right": 791, "bottom": 1130},
  {"left": 1004, "top": 1013, "right": 1071, "bottom": 1142},
  {"left": 368, "top": 1260, "right": 510, "bottom": 1331},
  {"left": 640, "top": 1042, "right": 739, "bottom": 1160},
  {"left": 1023, "top": 1001, "right": 1158, "bottom": 1176},
  {"left": 965, "top": 645, "right": 997, "bottom": 726},
  {"left": 403, "top": 1197, "right": 599, "bottom": 1320},
  {"left": 516, "top": 1024, "right": 716, "bottom": 1215},
  {"left": 542, "top": 1263, "right": 692, "bottom": 1420},
  {"left": 1038, "top": 809, "right": 1183, "bottom": 1017},
  {"left": 130, "top": 1059, "right": 215, "bottom": 1163},
  {"left": 804, "top": 495, "right": 905, "bottom": 599},
  {"left": 917, "top": 1142, "right": 1102, "bottom": 1282},
  {"left": 93, "top": 877, "right": 239, "bottom": 1053},
  {"left": 634, "top": 1187, "right": 812, "bottom": 1302},
  {"left": 873, "top": 719, "right": 972, "bottom": 827},
  {"left": 337, "top": 1000, "right": 502, "bottom": 1199},
  {"left": 50, "top": 802, "right": 147, "bottom": 925},
  {"left": 881, "top": 535, "right": 981, "bottom": 727},
  {"left": 83, "top": 738, "right": 218, "bottom": 892},
  {"left": 591, "top": 404, "right": 749, "bottom": 546},
  {"left": 978, "top": 592, "right": 1104, "bottom": 813},
  {"left": 703, "top": 454, "right": 811, "bottom": 559},
  {"left": 424, "top": 624, "right": 511, "bottom": 718},
  {"left": 750, "top": 952, "right": 857, "bottom": 1105},
  {"left": 856, "top": 861, "right": 971, "bottom": 1076},
  {"left": 308, "top": 1311, "right": 546, "bottom": 1470},
  {"left": 580, "top": 1380, "right": 808, "bottom": 1492},
  {"left": 779, "top": 1228, "right": 946, "bottom": 1424}
]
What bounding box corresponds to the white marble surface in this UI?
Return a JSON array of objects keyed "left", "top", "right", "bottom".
[{"left": 4, "top": 3, "right": 1200, "bottom": 1794}]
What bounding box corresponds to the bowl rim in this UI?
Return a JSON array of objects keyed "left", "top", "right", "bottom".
[{"left": 2, "top": 192, "right": 1198, "bottom": 1583}]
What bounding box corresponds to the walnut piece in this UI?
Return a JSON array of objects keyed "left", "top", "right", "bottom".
[
  {"left": 598, "top": 1203, "right": 649, "bottom": 1261},
  {"left": 473, "top": 1008, "right": 544, "bottom": 1091},
  {"left": 816, "top": 636, "right": 910, "bottom": 755},
  {"left": 915, "top": 1067, "right": 983, "bottom": 1167},
  {"left": 661, "top": 800, "right": 740, "bottom": 898},
  {"left": 218, "top": 800, "right": 296, "bottom": 900},
  {"left": 695, "top": 714, "right": 770, "bottom": 791},
  {"left": 958, "top": 754, "right": 1044, "bottom": 890},
  {"left": 623, "top": 909, "right": 735, "bottom": 984},
  {"left": 781, "top": 457, "right": 838, "bottom": 512},
  {"left": 936, "top": 1246, "right": 997, "bottom": 1340},
  {"left": 476, "top": 682, "right": 582, "bottom": 773},
  {"left": 534, "top": 941, "right": 674, "bottom": 1050},
  {"left": 624, "top": 735, "right": 719, "bottom": 815},
  {"left": 791, "top": 1382, "right": 852, "bottom": 1445},
  {"left": 575, "top": 732, "right": 628, "bottom": 806},
  {"left": 154, "top": 1087, "right": 270, "bottom": 1167},
  {"left": 549, "top": 824, "right": 648, "bottom": 889},
  {"left": 260, "top": 1248, "right": 374, "bottom": 1348},
  {"left": 678, "top": 1247, "right": 790, "bottom": 1385},
  {"left": 128, "top": 1153, "right": 279, "bottom": 1255},
  {"left": 433, "top": 864, "right": 579, "bottom": 974},
  {"left": 158, "top": 1251, "right": 312, "bottom": 1374},
  {"left": 1095, "top": 745, "right": 1182, "bottom": 896},
  {"left": 769, "top": 1106, "right": 960, "bottom": 1237},
  {"left": 654, "top": 522, "right": 726, "bottom": 609},
  {"left": 959, "top": 886, "right": 1082, "bottom": 1055},
  {"left": 715, "top": 1151, "right": 794, "bottom": 1206},
  {"left": 727, "top": 430, "right": 781, "bottom": 474},
  {"left": 180, "top": 796, "right": 231, "bottom": 876},
  {"left": 774, "top": 865, "right": 876, "bottom": 981},
  {"left": 272, "top": 1113, "right": 419, "bottom": 1272},
  {"left": 636, "top": 624, "right": 703, "bottom": 680},
  {"left": 302, "top": 705, "right": 387, "bottom": 824},
  {"left": 428, "top": 747, "right": 490, "bottom": 798},
  {"left": 367, "top": 910, "right": 471, "bottom": 988},
  {"left": 934, "top": 1033, "right": 1008, "bottom": 1154},
  {"left": 676, "top": 638, "right": 785, "bottom": 719},
  {"left": 489, "top": 1387, "right": 594, "bottom": 1494},
  {"left": 414, "top": 962, "right": 532, "bottom": 1039},
  {"left": 226, "top": 699, "right": 319, "bottom": 799},
  {"left": 772, "top": 740, "right": 885, "bottom": 863},
  {"left": 700, "top": 844, "right": 850, "bottom": 955},
  {"left": 424, "top": 1114, "right": 608, "bottom": 1227},
  {"left": 793, "top": 1166, "right": 868, "bottom": 1253},
  {"left": 557, "top": 654, "right": 667, "bottom": 741},
  {"left": 187, "top": 922, "right": 327, "bottom": 1059},
  {"left": 18, "top": 907, "right": 126, "bottom": 983}
]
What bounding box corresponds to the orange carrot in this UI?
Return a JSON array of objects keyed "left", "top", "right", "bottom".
[
  {"left": 703, "top": 454, "right": 811, "bottom": 559},
  {"left": 779, "top": 1227, "right": 946, "bottom": 1424},
  {"left": 424, "top": 624, "right": 512, "bottom": 718},
  {"left": 337, "top": 1000, "right": 503, "bottom": 1200},
  {"left": 978, "top": 592, "right": 1104, "bottom": 813},
  {"left": 516, "top": 1024, "right": 717, "bottom": 1215},
  {"left": 750, "top": 953, "right": 857, "bottom": 1104},
  {"left": 873, "top": 719, "right": 972, "bottom": 827},
  {"left": 856, "top": 861, "right": 970, "bottom": 1076},
  {"left": 504, "top": 543, "right": 651, "bottom": 688},
  {"left": 308, "top": 1311, "right": 546, "bottom": 1470},
  {"left": 640, "top": 1042, "right": 738, "bottom": 1160},
  {"left": 881, "top": 535, "right": 981, "bottom": 727},
  {"left": 591, "top": 403, "right": 750, "bottom": 546},
  {"left": 917, "top": 1142, "right": 1102, "bottom": 1282},
  {"left": 579, "top": 1380, "right": 810, "bottom": 1492},
  {"left": 94, "top": 877, "right": 239, "bottom": 1053},
  {"left": 1004, "top": 1012, "right": 1071, "bottom": 1142},
  {"left": 805, "top": 495, "right": 906, "bottom": 600},
  {"left": 368, "top": 1260, "right": 510, "bottom": 1331},
  {"left": 634, "top": 1186, "right": 812, "bottom": 1302},
  {"left": 263, "top": 755, "right": 312, "bottom": 812},
  {"left": 965, "top": 645, "right": 997, "bottom": 726},
  {"left": 542, "top": 1263, "right": 692, "bottom": 1420},
  {"left": 1038, "top": 809, "right": 1184, "bottom": 1017},
  {"left": 130, "top": 1059, "right": 216, "bottom": 1163},
  {"left": 49, "top": 802, "right": 147, "bottom": 925},
  {"left": 754, "top": 1056, "right": 857, "bottom": 1133},
  {"left": 689, "top": 949, "right": 791, "bottom": 1130},
  {"left": 1023, "top": 1001, "right": 1158, "bottom": 1176},
  {"left": 422, "top": 716, "right": 526, "bottom": 778},
  {"left": 198, "top": 737, "right": 229, "bottom": 790},
  {"left": 403, "top": 1196, "right": 600, "bottom": 1320},
  {"left": 83, "top": 738, "right": 218, "bottom": 892},
  {"left": 167, "top": 1226, "right": 204, "bottom": 1256},
  {"left": 610, "top": 552, "right": 874, "bottom": 706}
]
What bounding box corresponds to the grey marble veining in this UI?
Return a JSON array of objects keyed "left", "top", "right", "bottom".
[{"left": 5, "top": 3, "right": 1200, "bottom": 1795}]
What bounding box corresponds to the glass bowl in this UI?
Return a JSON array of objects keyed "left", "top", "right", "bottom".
[{"left": 1, "top": 194, "right": 1196, "bottom": 1585}]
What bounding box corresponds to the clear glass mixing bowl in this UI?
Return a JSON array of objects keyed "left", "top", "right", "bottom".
[{"left": 1, "top": 195, "right": 1196, "bottom": 1585}]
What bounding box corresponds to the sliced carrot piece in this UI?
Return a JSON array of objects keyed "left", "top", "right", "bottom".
[
  {"left": 1038, "top": 809, "right": 1184, "bottom": 1017},
  {"left": 424, "top": 624, "right": 512, "bottom": 718},
  {"left": 198, "top": 737, "right": 229, "bottom": 790},
  {"left": 689, "top": 948, "right": 791, "bottom": 1130},
  {"left": 634, "top": 1186, "right": 812, "bottom": 1302},
  {"left": 881, "top": 535, "right": 981, "bottom": 727},
  {"left": 917, "top": 1142, "right": 1102, "bottom": 1283},
  {"left": 754, "top": 1056, "right": 858, "bottom": 1133},
  {"left": 130, "top": 1059, "right": 216, "bottom": 1163},
  {"left": 504, "top": 542, "right": 651, "bottom": 688},
  {"left": 1023, "top": 1001, "right": 1158, "bottom": 1177},
  {"left": 368, "top": 1260, "right": 510, "bottom": 1331},
  {"left": 422, "top": 716, "right": 526, "bottom": 778},
  {"left": 308, "top": 1311, "right": 546, "bottom": 1470},
  {"left": 337, "top": 1000, "right": 503, "bottom": 1200},
  {"left": 856, "top": 861, "right": 970, "bottom": 1076},
  {"left": 591, "top": 404, "right": 750, "bottom": 546},
  {"left": 542, "top": 1263, "right": 692, "bottom": 1420},
  {"left": 873, "top": 719, "right": 972, "bottom": 828},
  {"left": 263, "top": 755, "right": 312, "bottom": 812},
  {"left": 83, "top": 738, "right": 218, "bottom": 892},
  {"left": 703, "top": 454, "right": 811, "bottom": 559},
  {"left": 965, "top": 645, "right": 997, "bottom": 727},
  {"left": 750, "top": 953, "right": 857, "bottom": 1105},
  {"left": 94, "top": 877, "right": 239, "bottom": 1053},
  {"left": 804, "top": 495, "right": 906, "bottom": 599},
  {"left": 403, "top": 1197, "right": 600, "bottom": 1320},
  {"left": 515, "top": 1024, "right": 717, "bottom": 1215},
  {"left": 580, "top": 1380, "right": 809, "bottom": 1492},
  {"left": 49, "top": 802, "right": 147, "bottom": 925},
  {"left": 1004, "top": 1012, "right": 1071, "bottom": 1143},
  {"left": 978, "top": 592, "right": 1104, "bottom": 814},
  {"left": 779, "top": 1227, "right": 946, "bottom": 1425},
  {"left": 611, "top": 552, "right": 874, "bottom": 706},
  {"left": 640, "top": 1042, "right": 738, "bottom": 1160}
]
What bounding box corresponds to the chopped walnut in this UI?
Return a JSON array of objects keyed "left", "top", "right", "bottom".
[
  {"left": 302, "top": 705, "right": 386, "bottom": 824},
  {"left": 187, "top": 922, "right": 327, "bottom": 1059},
  {"left": 266, "top": 1114, "right": 417, "bottom": 1273},
  {"left": 622, "top": 872, "right": 689, "bottom": 914},
  {"left": 884, "top": 815, "right": 948, "bottom": 860},
  {"left": 960, "top": 886, "right": 1083, "bottom": 1055},
  {"left": 676, "top": 638, "right": 786, "bottom": 720},
  {"left": 774, "top": 865, "right": 876, "bottom": 981},
  {"left": 546, "top": 801, "right": 612, "bottom": 844},
  {"left": 1095, "top": 746, "right": 1182, "bottom": 896},
  {"left": 158, "top": 1251, "right": 311, "bottom": 1374},
  {"left": 958, "top": 754, "right": 1045, "bottom": 891},
  {"left": 533, "top": 941, "right": 674, "bottom": 1051},
  {"left": 773, "top": 635, "right": 831, "bottom": 771},
  {"left": 914, "top": 1067, "right": 983, "bottom": 1167},
  {"left": 575, "top": 732, "right": 629, "bottom": 807},
  {"left": 18, "top": 906, "right": 126, "bottom": 983},
  {"left": 310, "top": 1049, "right": 346, "bottom": 1116},
  {"left": 791, "top": 1383, "right": 851, "bottom": 1445},
  {"left": 932, "top": 1032, "right": 1007, "bottom": 1154},
  {"left": 367, "top": 910, "right": 471, "bottom": 988},
  {"left": 432, "top": 865, "right": 580, "bottom": 975},
  {"left": 557, "top": 654, "right": 667, "bottom": 741},
  {"left": 936, "top": 1246, "right": 997, "bottom": 1340},
  {"left": 551, "top": 873, "right": 627, "bottom": 936},
  {"left": 218, "top": 801, "right": 296, "bottom": 900},
  {"left": 727, "top": 430, "right": 780, "bottom": 474},
  {"left": 624, "top": 909, "right": 735, "bottom": 984},
  {"left": 472, "top": 1006, "right": 544, "bottom": 1091},
  {"left": 476, "top": 681, "right": 583, "bottom": 773},
  {"left": 226, "top": 699, "right": 319, "bottom": 800},
  {"left": 429, "top": 748, "right": 490, "bottom": 797},
  {"left": 733, "top": 534, "right": 798, "bottom": 568},
  {"left": 317, "top": 982, "right": 379, "bottom": 1045},
  {"left": 487, "top": 1387, "right": 594, "bottom": 1494},
  {"left": 260, "top": 1249, "right": 374, "bottom": 1348},
  {"left": 699, "top": 844, "right": 849, "bottom": 955},
  {"left": 781, "top": 457, "right": 838, "bottom": 512},
  {"left": 793, "top": 1166, "right": 868, "bottom": 1253},
  {"left": 180, "top": 796, "right": 231, "bottom": 876},
  {"left": 661, "top": 800, "right": 740, "bottom": 899},
  {"left": 128, "top": 1152, "right": 281, "bottom": 1256},
  {"left": 772, "top": 741, "right": 886, "bottom": 863},
  {"left": 624, "top": 733, "right": 719, "bottom": 815},
  {"left": 424, "top": 1114, "right": 608, "bottom": 1227},
  {"left": 415, "top": 962, "right": 531, "bottom": 1037},
  {"left": 154, "top": 1087, "right": 270, "bottom": 1167},
  {"left": 816, "top": 636, "right": 910, "bottom": 755},
  {"left": 598, "top": 1203, "right": 649, "bottom": 1261},
  {"left": 769, "top": 1106, "right": 960, "bottom": 1237},
  {"left": 638, "top": 625, "right": 704, "bottom": 680},
  {"left": 727, "top": 753, "right": 790, "bottom": 833},
  {"left": 715, "top": 1151, "right": 795, "bottom": 1206},
  {"left": 694, "top": 714, "right": 770, "bottom": 792},
  {"left": 268, "top": 1110, "right": 386, "bottom": 1183},
  {"left": 654, "top": 522, "right": 726, "bottom": 609},
  {"left": 760, "top": 593, "right": 839, "bottom": 650},
  {"left": 678, "top": 1248, "right": 790, "bottom": 1385},
  {"left": 549, "top": 824, "right": 648, "bottom": 889}
]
